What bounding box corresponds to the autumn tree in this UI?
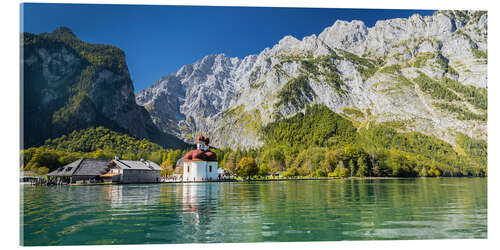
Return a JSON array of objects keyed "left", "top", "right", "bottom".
[
  {"left": 258, "top": 163, "right": 270, "bottom": 177},
  {"left": 237, "top": 157, "right": 258, "bottom": 180},
  {"left": 283, "top": 167, "right": 298, "bottom": 178},
  {"left": 38, "top": 167, "right": 50, "bottom": 175},
  {"left": 223, "top": 152, "right": 239, "bottom": 176}
]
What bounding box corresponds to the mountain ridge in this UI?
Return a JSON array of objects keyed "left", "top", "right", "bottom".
[
  {"left": 136, "top": 10, "right": 487, "bottom": 149},
  {"left": 22, "top": 27, "right": 187, "bottom": 149}
]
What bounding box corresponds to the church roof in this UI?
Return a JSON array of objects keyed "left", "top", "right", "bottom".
[
  {"left": 184, "top": 149, "right": 217, "bottom": 162},
  {"left": 186, "top": 133, "right": 216, "bottom": 162},
  {"left": 196, "top": 134, "right": 209, "bottom": 144}
]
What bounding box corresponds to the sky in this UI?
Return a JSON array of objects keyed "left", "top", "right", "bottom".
[{"left": 21, "top": 3, "right": 435, "bottom": 92}]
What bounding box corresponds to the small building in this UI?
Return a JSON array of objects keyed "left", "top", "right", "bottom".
[
  {"left": 183, "top": 134, "right": 218, "bottom": 182},
  {"left": 47, "top": 158, "right": 109, "bottom": 184},
  {"left": 217, "top": 168, "right": 230, "bottom": 179},
  {"left": 47, "top": 157, "right": 162, "bottom": 184},
  {"left": 103, "top": 157, "right": 162, "bottom": 183},
  {"left": 20, "top": 170, "right": 41, "bottom": 184}
]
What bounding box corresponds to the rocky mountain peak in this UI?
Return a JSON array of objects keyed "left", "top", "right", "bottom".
[
  {"left": 51, "top": 26, "right": 77, "bottom": 37},
  {"left": 318, "top": 19, "right": 368, "bottom": 51},
  {"left": 278, "top": 35, "right": 300, "bottom": 46},
  {"left": 22, "top": 28, "right": 186, "bottom": 149},
  {"left": 45, "top": 26, "right": 79, "bottom": 42},
  {"left": 137, "top": 10, "right": 487, "bottom": 149}
]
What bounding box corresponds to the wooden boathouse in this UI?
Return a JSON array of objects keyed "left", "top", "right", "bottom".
[
  {"left": 46, "top": 157, "right": 161, "bottom": 184},
  {"left": 47, "top": 158, "right": 110, "bottom": 184},
  {"left": 102, "top": 157, "right": 162, "bottom": 183}
]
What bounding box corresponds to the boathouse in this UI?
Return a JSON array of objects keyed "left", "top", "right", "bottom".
[
  {"left": 102, "top": 157, "right": 162, "bottom": 183},
  {"left": 183, "top": 134, "right": 218, "bottom": 182},
  {"left": 47, "top": 158, "right": 109, "bottom": 184},
  {"left": 47, "top": 157, "right": 161, "bottom": 184}
]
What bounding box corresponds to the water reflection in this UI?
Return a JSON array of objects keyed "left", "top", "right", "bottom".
[
  {"left": 181, "top": 183, "right": 218, "bottom": 226},
  {"left": 21, "top": 178, "right": 487, "bottom": 246}
]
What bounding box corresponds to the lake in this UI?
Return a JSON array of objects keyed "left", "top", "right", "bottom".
[{"left": 21, "top": 178, "right": 487, "bottom": 245}]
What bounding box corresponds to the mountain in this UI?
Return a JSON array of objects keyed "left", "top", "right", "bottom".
[
  {"left": 136, "top": 10, "right": 487, "bottom": 149},
  {"left": 22, "top": 27, "right": 187, "bottom": 149}
]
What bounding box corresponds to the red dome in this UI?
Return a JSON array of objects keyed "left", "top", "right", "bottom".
[
  {"left": 196, "top": 134, "right": 205, "bottom": 143},
  {"left": 196, "top": 134, "right": 210, "bottom": 145},
  {"left": 184, "top": 149, "right": 217, "bottom": 162}
]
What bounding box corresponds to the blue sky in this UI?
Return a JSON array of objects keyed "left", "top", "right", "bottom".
[{"left": 21, "top": 4, "right": 435, "bottom": 92}]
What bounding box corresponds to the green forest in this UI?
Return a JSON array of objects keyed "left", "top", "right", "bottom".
[
  {"left": 22, "top": 104, "right": 487, "bottom": 179},
  {"left": 21, "top": 127, "right": 189, "bottom": 176},
  {"left": 218, "top": 104, "right": 486, "bottom": 178}
]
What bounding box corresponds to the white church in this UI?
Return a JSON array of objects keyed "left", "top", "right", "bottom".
[{"left": 182, "top": 134, "right": 218, "bottom": 182}]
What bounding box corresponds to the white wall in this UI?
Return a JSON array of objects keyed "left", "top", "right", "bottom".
[
  {"left": 183, "top": 161, "right": 218, "bottom": 181},
  {"left": 207, "top": 162, "right": 218, "bottom": 180}
]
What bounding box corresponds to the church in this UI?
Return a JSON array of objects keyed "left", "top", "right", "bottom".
[{"left": 182, "top": 134, "right": 218, "bottom": 182}]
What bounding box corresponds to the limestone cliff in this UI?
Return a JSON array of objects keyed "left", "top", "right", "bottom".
[
  {"left": 22, "top": 27, "right": 186, "bottom": 149},
  {"left": 136, "top": 10, "right": 487, "bottom": 149}
]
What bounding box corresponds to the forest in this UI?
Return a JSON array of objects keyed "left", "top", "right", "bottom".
[
  {"left": 21, "top": 127, "right": 188, "bottom": 176},
  {"left": 21, "top": 104, "right": 487, "bottom": 179},
  {"left": 219, "top": 104, "right": 486, "bottom": 178}
]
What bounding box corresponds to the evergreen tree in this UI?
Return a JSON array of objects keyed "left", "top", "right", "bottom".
[
  {"left": 356, "top": 156, "right": 369, "bottom": 177},
  {"left": 349, "top": 159, "right": 355, "bottom": 177}
]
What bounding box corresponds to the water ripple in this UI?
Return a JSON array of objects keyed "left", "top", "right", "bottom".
[{"left": 21, "top": 178, "right": 487, "bottom": 245}]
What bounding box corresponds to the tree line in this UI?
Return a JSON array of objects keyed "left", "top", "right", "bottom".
[
  {"left": 21, "top": 105, "right": 487, "bottom": 179},
  {"left": 21, "top": 126, "right": 190, "bottom": 176},
  {"left": 216, "top": 104, "right": 487, "bottom": 179}
]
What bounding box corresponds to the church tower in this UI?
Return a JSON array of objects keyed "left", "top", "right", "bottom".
[{"left": 182, "top": 134, "right": 218, "bottom": 181}]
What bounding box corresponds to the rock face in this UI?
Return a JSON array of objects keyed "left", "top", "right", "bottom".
[
  {"left": 22, "top": 27, "right": 186, "bottom": 149},
  {"left": 136, "top": 10, "right": 487, "bottom": 148}
]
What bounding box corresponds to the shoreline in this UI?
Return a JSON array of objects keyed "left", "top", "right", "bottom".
[{"left": 21, "top": 176, "right": 486, "bottom": 187}]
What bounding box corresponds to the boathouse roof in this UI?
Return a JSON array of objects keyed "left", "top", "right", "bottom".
[
  {"left": 47, "top": 158, "right": 109, "bottom": 177},
  {"left": 73, "top": 159, "right": 110, "bottom": 176},
  {"left": 20, "top": 170, "right": 39, "bottom": 177},
  {"left": 47, "top": 158, "right": 162, "bottom": 177},
  {"left": 110, "top": 159, "right": 162, "bottom": 171}
]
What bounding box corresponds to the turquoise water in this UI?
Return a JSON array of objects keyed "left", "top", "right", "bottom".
[{"left": 21, "top": 178, "right": 487, "bottom": 245}]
